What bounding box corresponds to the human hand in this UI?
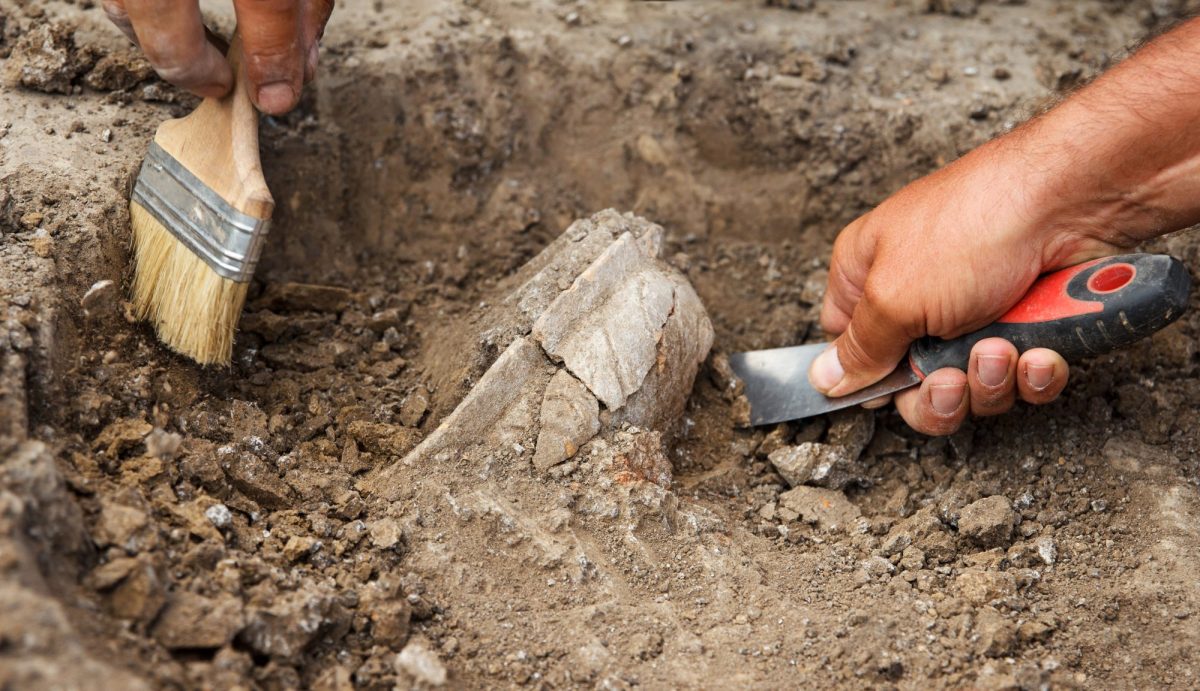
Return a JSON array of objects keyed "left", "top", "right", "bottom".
[
  {"left": 809, "top": 136, "right": 1128, "bottom": 435},
  {"left": 102, "top": 0, "right": 334, "bottom": 115}
]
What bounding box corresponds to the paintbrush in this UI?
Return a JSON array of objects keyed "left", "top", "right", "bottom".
[{"left": 129, "top": 30, "right": 273, "bottom": 366}]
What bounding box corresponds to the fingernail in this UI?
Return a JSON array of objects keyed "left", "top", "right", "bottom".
[
  {"left": 931, "top": 383, "right": 965, "bottom": 415},
  {"left": 1026, "top": 363, "right": 1054, "bottom": 391},
  {"left": 256, "top": 82, "right": 296, "bottom": 114},
  {"left": 977, "top": 355, "right": 1009, "bottom": 388},
  {"left": 810, "top": 345, "right": 844, "bottom": 393}
]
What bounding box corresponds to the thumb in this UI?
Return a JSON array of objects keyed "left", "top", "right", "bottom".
[
  {"left": 809, "top": 291, "right": 915, "bottom": 397},
  {"left": 234, "top": 0, "right": 304, "bottom": 115}
]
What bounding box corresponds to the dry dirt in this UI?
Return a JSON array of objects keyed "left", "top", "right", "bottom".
[{"left": 3, "top": 0, "right": 1200, "bottom": 689}]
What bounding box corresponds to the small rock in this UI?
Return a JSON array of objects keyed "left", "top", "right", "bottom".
[
  {"left": 958, "top": 496, "right": 1017, "bottom": 548},
  {"left": 860, "top": 556, "right": 895, "bottom": 579},
  {"left": 398, "top": 386, "right": 430, "bottom": 427},
  {"left": 768, "top": 442, "right": 866, "bottom": 489},
  {"left": 367, "top": 517, "right": 404, "bottom": 550},
  {"left": 975, "top": 607, "right": 1017, "bottom": 657},
  {"left": 223, "top": 452, "right": 294, "bottom": 509},
  {"left": 240, "top": 590, "right": 350, "bottom": 660},
  {"left": 778, "top": 486, "right": 861, "bottom": 531},
  {"left": 145, "top": 428, "right": 183, "bottom": 460},
  {"left": 3, "top": 23, "right": 93, "bottom": 94},
  {"left": 93, "top": 499, "right": 152, "bottom": 554},
  {"left": 1035, "top": 536, "right": 1057, "bottom": 565},
  {"left": 283, "top": 535, "right": 320, "bottom": 562},
  {"left": 205, "top": 503, "right": 233, "bottom": 529},
  {"left": 107, "top": 557, "right": 166, "bottom": 624},
  {"left": 81, "top": 279, "right": 118, "bottom": 317},
  {"left": 956, "top": 567, "right": 1017, "bottom": 605},
  {"left": 153, "top": 592, "right": 244, "bottom": 650},
  {"left": 1018, "top": 615, "right": 1056, "bottom": 643},
  {"left": 533, "top": 370, "right": 600, "bottom": 470},
  {"left": 394, "top": 638, "right": 447, "bottom": 686}
]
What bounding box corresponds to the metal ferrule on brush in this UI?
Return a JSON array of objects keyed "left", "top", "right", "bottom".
[{"left": 131, "top": 142, "right": 269, "bottom": 283}]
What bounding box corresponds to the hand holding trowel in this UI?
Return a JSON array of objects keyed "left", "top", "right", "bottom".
[{"left": 731, "top": 254, "right": 1191, "bottom": 426}]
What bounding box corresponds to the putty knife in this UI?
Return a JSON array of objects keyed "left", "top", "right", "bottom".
[{"left": 730, "top": 254, "right": 1191, "bottom": 425}]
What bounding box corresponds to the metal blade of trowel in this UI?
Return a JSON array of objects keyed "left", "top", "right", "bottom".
[{"left": 728, "top": 344, "right": 919, "bottom": 425}]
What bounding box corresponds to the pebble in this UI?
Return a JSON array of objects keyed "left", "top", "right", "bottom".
[
  {"left": 957, "top": 495, "right": 1017, "bottom": 548},
  {"left": 205, "top": 503, "right": 233, "bottom": 529},
  {"left": 395, "top": 638, "right": 448, "bottom": 686},
  {"left": 1035, "top": 536, "right": 1057, "bottom": 565}
]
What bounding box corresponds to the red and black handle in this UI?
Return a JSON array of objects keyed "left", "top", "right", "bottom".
[{"left": 909, "top": 254, "right": 1192, "bottom": 377}]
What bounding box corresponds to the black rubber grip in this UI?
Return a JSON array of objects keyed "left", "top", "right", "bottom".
[{"left": 909, "top": 254, "right": 1192, "bottom": 377}]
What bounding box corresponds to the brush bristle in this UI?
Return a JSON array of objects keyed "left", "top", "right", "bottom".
[{"left": 130, "top": 202, "right": 248, "bottom": 366}]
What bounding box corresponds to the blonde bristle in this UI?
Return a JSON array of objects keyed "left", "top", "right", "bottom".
[{"left": 130, "top": 202, "right": 248, "bottom": 366}]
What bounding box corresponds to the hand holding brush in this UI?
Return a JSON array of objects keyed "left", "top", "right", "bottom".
[{"left": 128, "top": 32, "right": 273, "bottom": 365}]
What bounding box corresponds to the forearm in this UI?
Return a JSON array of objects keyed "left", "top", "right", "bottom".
[{"left": 989, "top": 18, "right": 1200, "bottom": 250}]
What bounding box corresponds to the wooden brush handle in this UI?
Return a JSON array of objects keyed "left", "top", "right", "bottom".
[{"left": 152, "top": 31, "right": 274, "bottom": 221}]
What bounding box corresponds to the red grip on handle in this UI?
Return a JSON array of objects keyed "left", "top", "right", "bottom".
[{"left": 997, "top": 258, "right": 1106, "bottom": 324}]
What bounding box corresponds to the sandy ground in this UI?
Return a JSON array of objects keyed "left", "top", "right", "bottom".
[{"left": 2, "top": 0, "right": 1200, "bottom": 688}]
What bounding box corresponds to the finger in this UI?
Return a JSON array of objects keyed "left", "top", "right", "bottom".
[
  {"left": 1016, "top": 348, "right": 1069, "bottom": 404},
  {"left": 861, "top": 393, "right": 893, "bottom": 410},
  {"left": 810, "top": 285, "right": 914, "bottom": 398},
  {"left": 233, "top": 0, "right": 305, "bottom": 114},
  {"left": 124, "top": 0, "right": 232, "bottom": 98},
  {"left": 301, "top": 0, "right": 335, "bottom": 82},
  {"left": 894, "top": 368, "right": 969, "bottom": 436},
  {"left": 967, "top": 337, "right": 1018, "bottom": 417},
  {"left": 820, "top": 217, "right": 873, "bottom": 336},
  {"left": 102, "top": 0, "right": 139, "bottom": 45}
]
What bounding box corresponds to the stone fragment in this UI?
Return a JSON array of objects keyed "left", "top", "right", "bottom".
[
  {"left": 395, "top": 638, "right": 448, "bottom": 687},
  {"left": 610, "top": 430, "right": 673, "bottom": 488},
  {"left": 92, "top": 418, "right": 152, "bottom": 457},
  {"left": 958, "top": 496, "right": 1017, "bottom": 548},
  {"left": 240, "top": 590, "right": 350, "bottom": 660},
  {"left": 153, "top": 592, "right": 244, "bottom": 650},
  {"left": 81, "top": 279, "right": 118, "bottom": 317},
  {"left": 92, "top": 499, "right": 153, "bottom": 554},
  {"left": 860, "top": 556, "right": 895, "bottom": 579},
  {"left": 367, "top": 212, "right": 712, "bottom": 501},
  {"left": 533, "top": 370, "right": 600, "bottom": 470},
  {"left": 398, "top": 386, "right": 430, "bottom": 427},
  {"left": 107, "top": 557, "right": 166, "bottom": 624},
  {"left": 825, "top": 408, "right": 874, "bottom": 457},
  {"left": 260, "top": 282, "right": 353, "bottom": 312},
  {"left": 205, "top": 503, "right": 233, "bottom": 530},
  {"left": 974, "top": 607, "right": 1017, "bottom": 657},
  {"left": 768, "top": 442, "right": 864, "bottom": 489},
  {"left": 83, "top": 50, "right": 154, "bottom": 91},
  {"left": 283, "top": 535, "right": 320, "bottom": 561},
  {"left": 533, "top": 231, "right": 674, "bottom": 410},
  {"left": 778, "top": 486, "right": 861, "bottom": 531},
  {"left": 223, "top": 453, "right": 294, "bottom": 509},
  {"left": 1035, "top": 536, "right": 1057, "bottom": 565},
  {"left": 3, "top": 23, "right": 93, "bottom": 94},
  {"left": 371, "top": 600, "right": 412, "bottom": 648},
  {"left": 883, "top": 507, "right": 956, "bottom": 563},
  {"left": 956, "top": 567, "right": 1017, "bottom": 605},
  {"left": 145, "top": 428, "right": 183, "bottom": 460},
  {"left": 345, "top": 421, "right": 420, "bottom": 456},
  {"left": 367, "top": 517, "right": 404, "bottom": 550},
  {"left": 1017, "top": 614, "right": 1056, "bottom": 643}
]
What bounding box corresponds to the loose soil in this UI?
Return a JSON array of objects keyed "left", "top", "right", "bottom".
[{"left": 3, "top": 1, "right": 1200, "bottom": 689}]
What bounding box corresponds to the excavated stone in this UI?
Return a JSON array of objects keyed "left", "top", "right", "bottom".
[
  {"left": 369, "top": 210, "right": 714, "bottom": 495},
  {"left": 766, "top": 409, "right": 874, "bottom": 489},
  {"left": 533, "top": 370, "right": 600, "bottom": 470},
  {"left": 778, "top": 486, "right": 861, "bottom": 531},
  {"left": 533, "top": 231, "right": 674, "bottom": 410}
]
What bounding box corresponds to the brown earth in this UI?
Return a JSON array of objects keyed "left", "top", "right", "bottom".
[{"left": 3, "top": 0, "right": 1200, "bottom": 688}]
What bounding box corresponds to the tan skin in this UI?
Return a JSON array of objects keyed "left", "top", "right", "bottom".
[
  {"left": 811, "top": 18, "right": 1200, "bottom": 435},
  {"left": 102, "top": 0, "right": 334, "bottom": 115}
]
